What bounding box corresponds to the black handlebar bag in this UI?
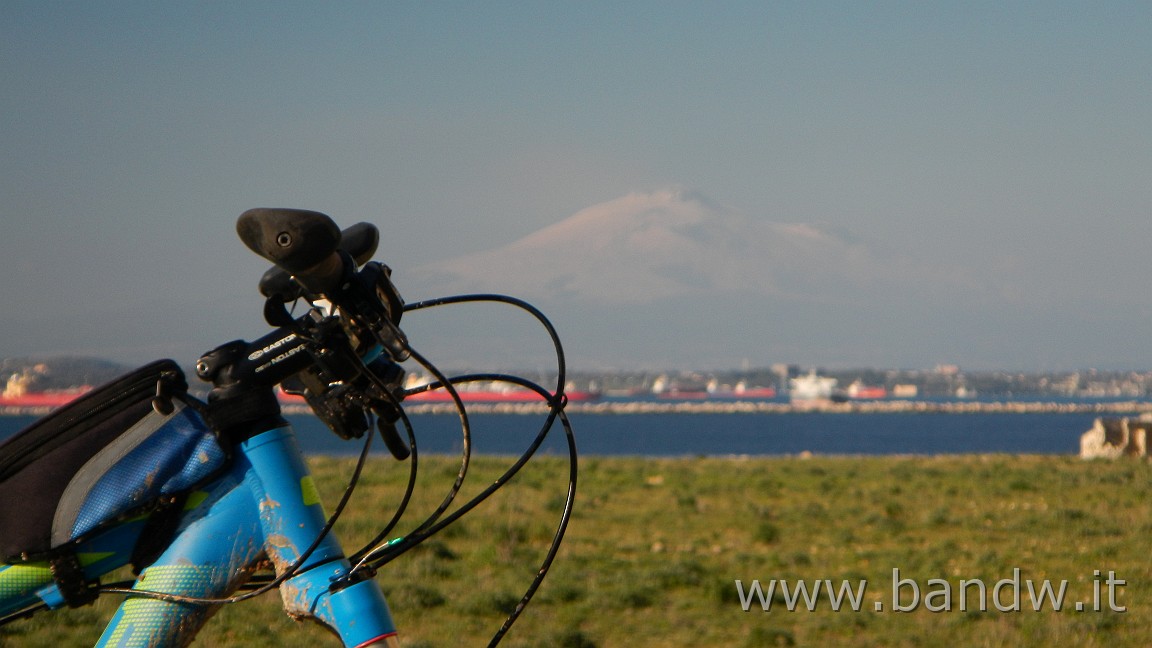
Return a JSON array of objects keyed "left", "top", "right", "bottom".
[{"left": 0, "top": 359, "right": 230, "bottom": 566}]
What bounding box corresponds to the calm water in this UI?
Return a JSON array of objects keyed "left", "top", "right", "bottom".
[{"left": 0, "top": 410, "right": 1095, "bottom": 457}]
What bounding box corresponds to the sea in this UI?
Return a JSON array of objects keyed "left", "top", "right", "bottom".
[{"left": 0, "top": 398, "right": 1115, "bottom": 457}]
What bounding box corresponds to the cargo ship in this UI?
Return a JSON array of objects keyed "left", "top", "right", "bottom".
[
  {"left": 710, "top": 381, "right": 777, "bottom": 400},
  {"left": 846, "top": 380, "right": 888, "bottom": 400},
  {"left": 401, "top": 372, "right": 600, "bottom": 403},
  {"left": 402, "top": 386, "right": 600, "bottom": 403},
  {"left": 788, "top": 371, "right": 843, "bottom": 403},
  {"left": 790, "top": 373, "right": 887, "bottom": 402},
  {"left": 0, "top": 367, "right": 92, "bottom": 409},
  {"left": 0, "top": 387, "right": 92, "bottom": 409},
  {"left": 650, "top": 376, "right": 776, "bottom": 400},
  {"left": 277, "top": 376, "right": 600, "bottom": 405}
]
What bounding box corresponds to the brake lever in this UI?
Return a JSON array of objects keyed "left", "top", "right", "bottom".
[
  {"left": 373, "top": 402, "right": 410, "bottom": 461},
  {"left": 362, "top": 358, "right": 411, "bottom": 461}
]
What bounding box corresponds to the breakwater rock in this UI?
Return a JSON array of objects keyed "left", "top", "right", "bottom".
[
  {"left": 395, "top": 400, "right": 1152, "bottom": 416},
  {"left": 12, "top": 399, "right": 1151, "bottom": 419}
]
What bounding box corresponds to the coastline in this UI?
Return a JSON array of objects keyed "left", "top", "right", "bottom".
[
  {"left": 4, "top": 398, "right": 1149, "bottom": 418},
  {"left": 304, "top": 399, "right": 1152, "bottom": 416}
]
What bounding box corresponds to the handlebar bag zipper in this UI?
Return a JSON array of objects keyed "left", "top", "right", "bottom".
[{"left": 0, "top": 359, "right": 230, "bottom": 564}]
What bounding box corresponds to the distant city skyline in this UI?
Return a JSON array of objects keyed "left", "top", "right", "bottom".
[{"left": 2, "top": 3, "right": 1151, "bottom": 371}]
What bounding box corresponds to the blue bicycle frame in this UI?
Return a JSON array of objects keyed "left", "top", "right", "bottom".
[
  {"left": 0, "top": 209, "right": 575, "bottom": 647},
  {"left": 0, "top": 419, "right": 399, "bottom": 647}
]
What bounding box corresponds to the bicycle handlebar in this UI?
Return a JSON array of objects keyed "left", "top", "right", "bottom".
[
  {"left": 237, "top": 208, "right": 346, "bottom": 294},
  {"left": 256, "top": 221, "right": 381, "bottom": 302},
  {"left": 196, "top": 209, "right": 413, "bottom": 459}
]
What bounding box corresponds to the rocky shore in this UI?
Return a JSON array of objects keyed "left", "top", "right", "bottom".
[
  {"left": 391, "top": 399, "right": 1152, "bottom": 416},
  {"left": 7, "top": 399, "right": 1151, "bottom": 419}
]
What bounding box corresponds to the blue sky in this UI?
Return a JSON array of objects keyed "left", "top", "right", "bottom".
[{"left": 2, "top": 2, "right": 1150, "bottom": 371}]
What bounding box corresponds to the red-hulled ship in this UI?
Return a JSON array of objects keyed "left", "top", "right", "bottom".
[
  {"left": 0, "top": 366, "right": 92, "bottom": 409},
  {"left": 651, "top": 376, "right": 777, "bottom": 400},
  {"left": 403, "top": 386, "right": 600, "bottom": 403},
  {"left": 846, "top": 380, "right": 888, "bottom": 400},
  {"left": 0, "top": 387, "right": 92, "bottom": 409},
  {"left": 277, "top": 378, "right": 600, "bottom": 405}
]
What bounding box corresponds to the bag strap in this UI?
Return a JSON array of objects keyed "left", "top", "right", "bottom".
[
  {"left": 130, "top": 494, "right": 190, "bottom": 574},
  {"left": 48, "top": 551, "right": 99, "bottom": 608}
]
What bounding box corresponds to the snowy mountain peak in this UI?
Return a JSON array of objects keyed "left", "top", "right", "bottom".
[{"left": 414, "top": 190, "right": 887, "bottom": 303}]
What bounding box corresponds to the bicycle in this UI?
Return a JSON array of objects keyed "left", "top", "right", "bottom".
[{"left": 0, "top": 208, "right": 577, "bottom": 646}]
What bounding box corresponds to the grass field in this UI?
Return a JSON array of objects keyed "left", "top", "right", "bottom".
[{"left": 2, "top": 452, "right": 1150, "bottom": 647}]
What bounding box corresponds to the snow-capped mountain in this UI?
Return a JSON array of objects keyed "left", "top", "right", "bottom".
[
  {"left": 401, "top": 189, "right": 996, "bottom": 369},
  {"left": 413, "top": 189, "right": 930, "bottom": 305}
]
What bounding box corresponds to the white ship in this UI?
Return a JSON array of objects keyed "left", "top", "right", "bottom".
[{"left": 789, "top": 371, "right": 840, "bottom": 402}]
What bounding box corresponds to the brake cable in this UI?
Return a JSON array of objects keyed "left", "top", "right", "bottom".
[
  {"left": 92, "top": 293, "right": 579, "bottom": 647},
  {"left": 351, "top": 293, "right": 578, "bottom": 647},
  {"left": 354, "top": 293, "right": 571, "bottom": 563},
  {"left": 344, "top": 347, "right": 461, "bottom": 570}
]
